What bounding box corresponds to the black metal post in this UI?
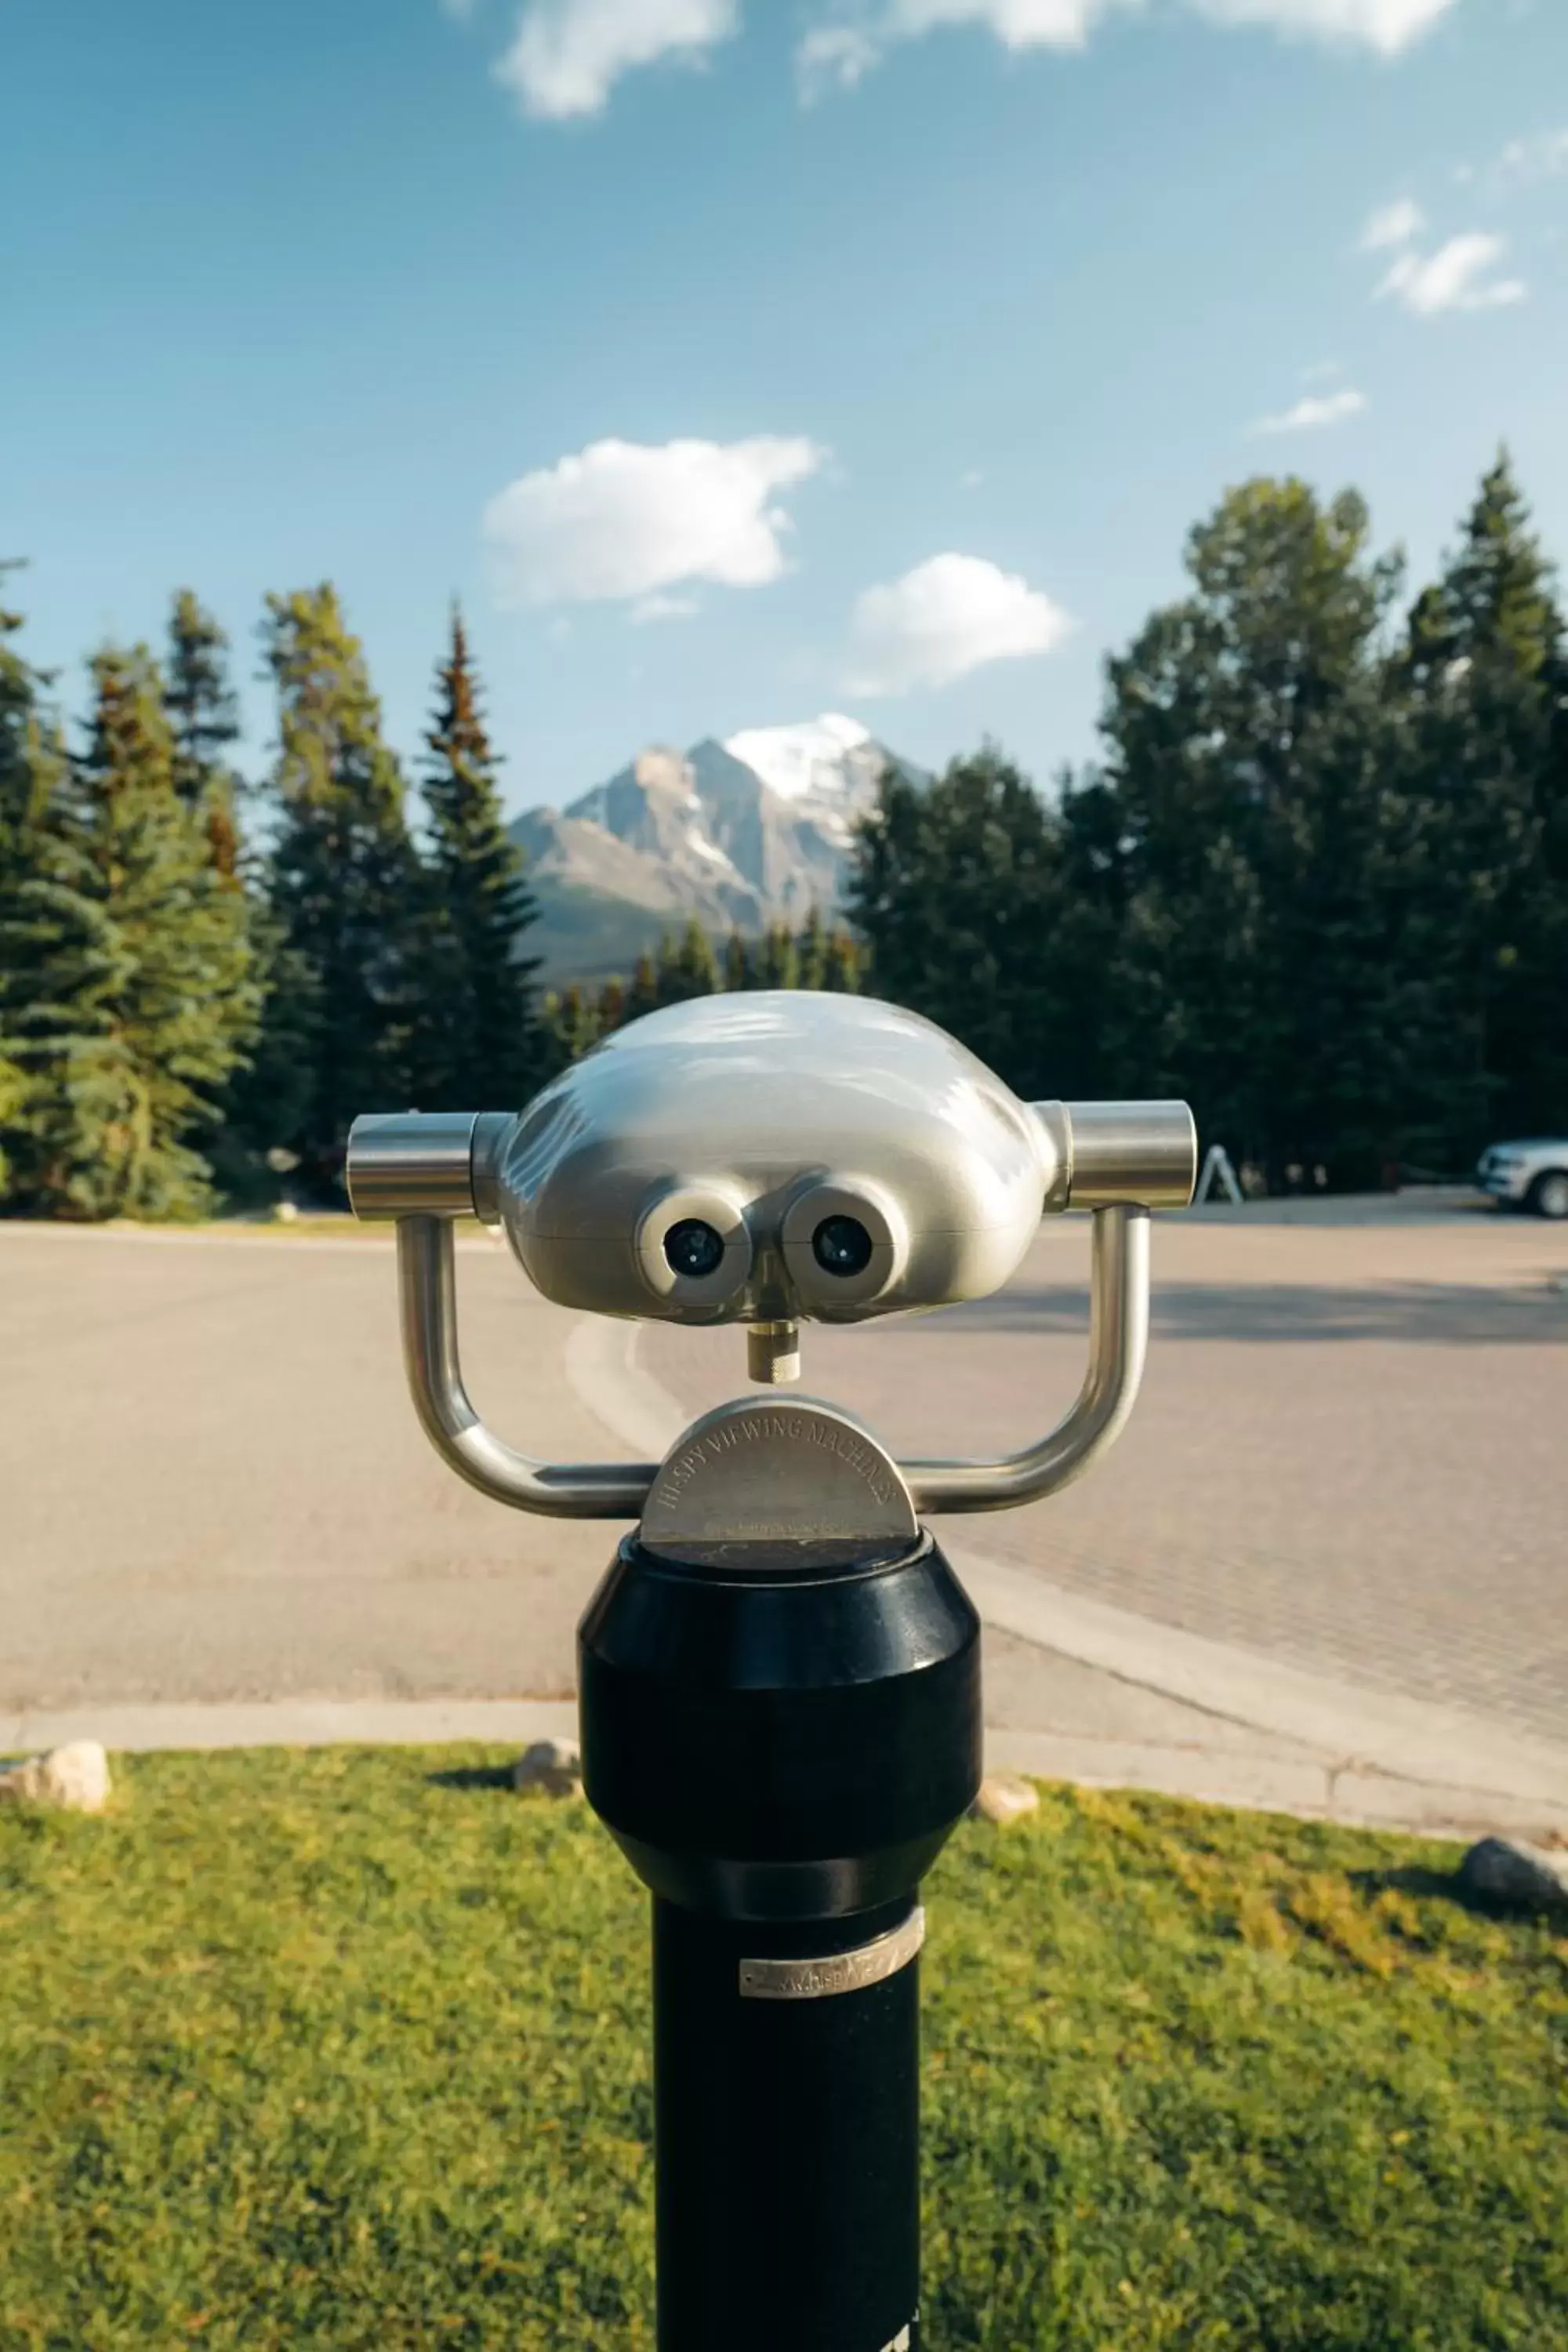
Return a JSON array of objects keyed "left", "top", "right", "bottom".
[
  {"left": 652, "top": 1897, "right": 920, "bottom": 2348},
  {"left": 579, "top": 1531, "right": 982, "bottom": 2352}
]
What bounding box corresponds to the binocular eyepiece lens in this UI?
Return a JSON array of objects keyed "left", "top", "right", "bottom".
[
  {"left": 663, "top": 1218, "right": 726, "bottom": 1280},
  {"left": 811, "top": 1214, "right": 874, "bottom": 1278}
]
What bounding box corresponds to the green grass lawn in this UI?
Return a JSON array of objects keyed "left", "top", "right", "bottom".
[{"left": 2, "top": 1752, "right": 1563, "bottom": 2350}]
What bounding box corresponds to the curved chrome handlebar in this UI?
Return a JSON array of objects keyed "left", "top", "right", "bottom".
[
  {"left": 388, "top": 1202, "right": 1151, "bottom": 1522},
  {"left": 397, "top": 1218, "right": 657, "bottom": 1518},
  {"left": 906, "top": 1204, "right": 1147, "bottom": 1513}
]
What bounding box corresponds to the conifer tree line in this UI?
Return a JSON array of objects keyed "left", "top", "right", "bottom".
[
  {"left": 2, "top": 450, "right": 1563, "bottom": 1216},
  {"left": 0, "top": 575, "right": 861, "bottom": 1218},
  {"left": 542, "top": 908, "right": 862, "bottom": 1063},
  {"left": 853, "top": 455, "right": 1568, "bottom": 1191},
  {"left": 0, "top": 582, "right": 548, "bottom": 1214}
]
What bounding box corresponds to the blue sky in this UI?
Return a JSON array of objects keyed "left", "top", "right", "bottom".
[{"left": 5, "top": 0, "right": 1565, "bottom": 813}]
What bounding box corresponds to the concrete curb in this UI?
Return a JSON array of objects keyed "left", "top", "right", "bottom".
[
  {"left": 2, "top": 1699, "right": 580, "bottom": 1755},
  {"left": 953, "top": 1548, "right": 1568, "bottom": 1808},
  {"left": 980, "top": 1730, "right": 1565, "bottom": 1842},
  {"left": 2, "top": 1703, "right": 1553, "bottom": 1844},
  {"left": 565, "top": 1312, "right": 690, "bottom": 1460}
]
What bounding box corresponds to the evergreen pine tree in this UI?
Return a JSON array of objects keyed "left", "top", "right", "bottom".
[
  {"left": 1097, "top": 479, "right": 1404, "bottom": 1181},
  {"left": 755, "top": 920, "right": 799, "bottom": 990},
  {"left": 724, "top": 927, "right": 750, "bottom": 991},
  {"left": 258, "top": 586, "right": 423, "bottom": 1186},
  {"left": 415, "top": 605, "right": 545, "bottom": 1109},
  {"left": 848, "top": 747, "right": 1058, "bottom": 1091},
  {"left": 165, "top": 590, "right": 249, "bottom": 883},
  {"left": 0, "top": 578, "right": 135, "bottom": 1214},
  {"left": 1393, "top": 452, "right": 1566, "bottom": 1157},
  {"left": 821, "top": 925, "right": 862, "bottom": 993},
  {"left": 165, "top": 590, "right": 241, "bottom": 815},
  {"left": 71, "top": 644, "right": 259, "bottom": 1216},
  {"left": 596, "top": 975, "right": 627, "bottom": 1033},
  {"left": 0, "top": 576, "right": 45, "bottom": 1182},
  {"left": 163, "top": 590, "right": 288, "bottom": 1201},
  {"left": 545, "top": 982, "right": 601, "bottom": 1062},
  {"left": 655, "top": 917, "right": 720, "bottom": 1003},
  {"left": 626, "top": 949, "right": 660, "bottom": 1021},
  {"left": 0, "top": 1047, "right": 24, "bottom": 1196},
  {"left": 796, "top": 906, "right": 828, "bottom": 989}
]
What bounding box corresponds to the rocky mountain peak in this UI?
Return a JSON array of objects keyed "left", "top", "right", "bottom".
[{"left": 511, "top": 714, "right": 922, "bottom": 981}]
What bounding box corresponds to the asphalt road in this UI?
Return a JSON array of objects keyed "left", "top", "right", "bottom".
[
  {"left": 3, "top": 1207, "right": 1566, "bottom": 1740},
  {"left": 645, "top": 1204, "right": 1568, "bottom": 1743},
  {"left": 0, "top": 1226, "right": 619, "bottom": 1711}
]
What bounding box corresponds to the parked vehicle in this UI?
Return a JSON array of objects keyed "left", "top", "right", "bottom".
[{"left": 1476, "top": 1139, "right": 1568, "bottom": 1220}]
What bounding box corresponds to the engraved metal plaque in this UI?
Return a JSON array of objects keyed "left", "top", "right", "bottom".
[
  {"left": 739, "top": 1907, "right": 926, "bottom": 2002},
  {"left": 638, "top": 1395, "right": 918, "bottom": 1569}
]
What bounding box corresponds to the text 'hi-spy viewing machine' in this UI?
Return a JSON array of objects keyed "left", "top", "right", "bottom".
[{"left": 347, "top": 990, "right": 1196, "bottom": 2352}]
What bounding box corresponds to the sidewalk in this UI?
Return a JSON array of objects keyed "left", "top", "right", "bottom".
[{"left": 9, "top": 1626, "right": 1563, "bottom": 1842}]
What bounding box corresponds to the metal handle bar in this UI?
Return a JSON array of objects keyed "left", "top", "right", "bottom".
[
  {"left": 397, "top": 1218, "right": 657, "bottom": 1518},
  {"left": 906, "top": 1203, "right": 1147, "bottom": 1513},
  {"left": 388, "top": 1203, "right": 1149, "bottom": 1522}
]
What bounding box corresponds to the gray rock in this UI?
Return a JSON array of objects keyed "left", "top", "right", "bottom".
[
  {"left": 512, "top": 1738, "right": 583, "bottom": 1798},
  {"left": 1458, "top": 1835, "right": 1568, "bottom": 1909},
  {"left": 0, "top": 1739, "right": 112, "bottom": 1813},
  {"left": 969, "top": 1773, "right": 1040, "bottom": 1827}
]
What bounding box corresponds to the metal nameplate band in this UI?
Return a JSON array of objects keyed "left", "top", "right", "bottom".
[{"left": 739, "top": 1907, "right": 926, "bottom": 2002}]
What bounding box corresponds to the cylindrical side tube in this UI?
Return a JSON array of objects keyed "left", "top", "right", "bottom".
[{"left": 653, "top": 1896, "right": 920, "bottom": 2352}]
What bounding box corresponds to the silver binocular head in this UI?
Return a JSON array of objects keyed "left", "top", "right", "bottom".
[
  {"left": 345, "top": 991, "right": 1196, "bottom": 1527},
  {"left": 349, "top": 993, "right": 1195, "bottom": 1327}
]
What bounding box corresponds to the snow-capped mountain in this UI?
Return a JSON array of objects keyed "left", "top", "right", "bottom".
[
  {"left": 723, "top": 713, "right": 891, "bottom": 810},
  {"left": 510, "top": 715, "right": 922, "bottom": 979}
]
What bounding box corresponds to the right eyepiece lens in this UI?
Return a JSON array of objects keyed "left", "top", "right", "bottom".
[
  {"left": 664, "top": 1218, "right": 726, "bottom": 1280},
  {"left": 812, "top": 1214, "right": 873, "bottom": 1278}
]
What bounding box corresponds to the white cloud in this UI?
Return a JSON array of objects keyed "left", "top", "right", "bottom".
[
  {"left": 800, "top": 0, "right": 1454, "bottom": 89},
  {"left": 798, "top": 24, "right": 883, "bottom": 91},
  {"left": 495, "top": 0, "right": 738, "bottom": 118},
  {"left": 1377, "top": 231, "right": 1528, "bottom": 314},
  {"left": 800, "top": 0, "right": 1132, "bottom": 93},
  {"left": 1186, "top": 0, "right": 1457, "bottom": 53},
  {"left": 1250, "top": 387, "right": 1367, "bottom": 434},
  {"left": 844, "top": 552, "right": 1073, "bottom": 695},
  {"left": 1359, "top": 196, "right": 1424, "bottom": 250},
  {"left": 484, "top": 435, "right": 825, "bottom": 606},
  {"left": 1488, "top": 126, "right": 1568, "bottom": 186}
]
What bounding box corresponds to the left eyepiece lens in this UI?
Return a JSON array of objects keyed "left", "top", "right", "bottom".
[{"left": 663, "top": 1218, "right": 726, "bottom": 1279}]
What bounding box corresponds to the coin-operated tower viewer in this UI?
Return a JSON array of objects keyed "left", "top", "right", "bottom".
[{"left": 347, "top": 991, "right": 1196, "bottom": 2352}]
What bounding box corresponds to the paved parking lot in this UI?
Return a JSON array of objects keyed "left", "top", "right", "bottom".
[
  {"left": 3, "top": 1205, "right": 1566, "bottom": 1746},
  {"left": 641, "top": 1204, "right": 1568, "bottom": 1742},
  {"left": 0, "top": 1226, "right": 619, "bottom": 1711}
]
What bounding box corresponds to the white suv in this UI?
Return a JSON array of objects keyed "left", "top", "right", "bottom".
[{"left": 1477, "top": 1139, "right": 1568, "bottom": 1220}]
